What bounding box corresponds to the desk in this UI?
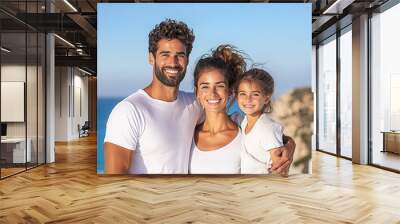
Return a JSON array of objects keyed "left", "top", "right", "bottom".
[
  {"left": 1, "top": 138, "right": 31, "bottom": 163},
  {"left": 381, "top": 131, "right": 400, "bottom": 154}
]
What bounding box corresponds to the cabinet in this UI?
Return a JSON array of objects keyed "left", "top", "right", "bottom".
[
  {"left": 382, "top": 132, "right": 400, "bottom": 154},
  {"left": 0, "top": 138, "right": 31, "bottom": 164}
]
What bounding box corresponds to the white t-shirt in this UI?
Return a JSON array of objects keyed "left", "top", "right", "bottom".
[
  {"left": 104, "top": 89, "right": 203, "bottom": 174},
  {"left": 240, "top": 113, "right": 283, "bottom": 174},
  {"left": 189, "top": 130, "right": 242, "bottom": 174}
]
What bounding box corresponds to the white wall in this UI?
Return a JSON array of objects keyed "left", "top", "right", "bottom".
[
  {"left": 1, "top": 65, "right": 26, "bottom": 129},
  {"left": 55, "top": 67, "right": 89, "bottom": 141},
  {"left": 1, "top": 65, "right": 39, "bottom": 138},
  {"left": 72, "top": 72, "right": 89, "bottom": 138},
  {"left": 55, "top": 66, "right": 69, "bottom": 141}
]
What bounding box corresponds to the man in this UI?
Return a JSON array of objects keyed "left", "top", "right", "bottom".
[{"left": 104, "top": 19, "right": 295, "bottom": 174}]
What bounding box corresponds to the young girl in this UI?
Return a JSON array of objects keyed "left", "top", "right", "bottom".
[{"left": 236, "top": 68, "right": 285, "bottom": 175}]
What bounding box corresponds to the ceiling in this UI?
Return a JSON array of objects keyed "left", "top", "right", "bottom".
[{"left": 0, "top": 0, "right": 392, "bottom": 76}]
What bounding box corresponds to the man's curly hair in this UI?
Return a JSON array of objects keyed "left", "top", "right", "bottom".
[{"left": 148, "top": 19, "right": 195, "bottom": 56}]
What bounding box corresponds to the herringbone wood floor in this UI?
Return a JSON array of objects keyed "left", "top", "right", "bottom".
[{"left": 1, "top": 134, "right": 400, "bottom": 223}]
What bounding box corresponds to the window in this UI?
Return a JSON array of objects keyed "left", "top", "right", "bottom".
[
  {"left": 370, "top": 2, "right": 400, "bottom": 171},
  {"left": 0, "top": 1, "right": 46, "bottom": 179},
  {"left": 317, "top": 35, "right": 337, "bottom": 154},
  {"left": 339, "top": 27, "right": 352, "bottom": 158}
]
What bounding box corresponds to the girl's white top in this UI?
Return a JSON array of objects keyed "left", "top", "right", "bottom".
[{"left": 240, "top": 113, "right": 284, "bottom": 174}]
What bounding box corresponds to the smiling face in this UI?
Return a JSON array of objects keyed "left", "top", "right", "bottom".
[
  {"left": 149, "top": 38, "right": 188, "bottom": 87},
  {"left": 237, "top": 80, "right": 270, "bottom": 117},
  {"left": 196, "top": 69, "right": 230, "bottom": 113}
]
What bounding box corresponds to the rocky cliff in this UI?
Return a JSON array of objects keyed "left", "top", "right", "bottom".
[{"left": 270, "top": 87, "right": 314, "bottom": 174}]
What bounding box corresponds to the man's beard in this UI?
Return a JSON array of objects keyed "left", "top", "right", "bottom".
[{"left": 154, "top": 64, "right": 186, "bottom": 87}]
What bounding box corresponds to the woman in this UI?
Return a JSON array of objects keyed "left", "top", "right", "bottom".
[
  {"left": 189, "top": 45, "right": 247, "bottom": 174},
  {"left": 189, "top": 45, "right": 295, "bottom": 175}
]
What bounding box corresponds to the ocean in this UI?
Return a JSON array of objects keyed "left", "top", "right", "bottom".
[{"left": 97, "top": 97, "right": 123, "bottom": 173}]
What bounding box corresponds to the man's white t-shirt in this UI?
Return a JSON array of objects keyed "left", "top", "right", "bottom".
[
  {"left": 240, "top": 113, "right": 283, "bottom": 174},
  {"left": 189, "top": 130, "right": 242, "bottom": 174},
  {"left": 104, "top": 89, "right": 202, "bottom": 174}
]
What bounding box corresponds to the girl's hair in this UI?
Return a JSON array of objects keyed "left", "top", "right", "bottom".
[
  {"left": 236, "top": 68, "right": 275, "bottom": 113},
  {"left": 193, "top": 44, "right": 247, "bottom": 90}
]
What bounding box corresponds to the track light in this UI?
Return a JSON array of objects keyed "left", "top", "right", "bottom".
[
  {"left": 322, "top": 0, "right": 355, "bottom": 15},
  {"left": 78, "top": 67, "right": 93, "bottom": 76},
  {"left": 54, "top": 34, "right": 75, "bottom": 48},
  {"left": 63, "top": 0, "right": 78, "bottom": 12},
  {"left": 1, "top": 47, "right": 11, "bottom": 53}
]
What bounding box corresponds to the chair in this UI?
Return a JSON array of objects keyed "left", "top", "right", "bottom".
[{"left": 78, "top": 121, "right": 90, "bottom": 138}]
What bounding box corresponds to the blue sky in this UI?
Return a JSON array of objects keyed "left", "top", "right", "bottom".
[{"left": 98, "top": 3, "right": 311, "bottom": 98}]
